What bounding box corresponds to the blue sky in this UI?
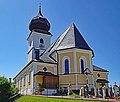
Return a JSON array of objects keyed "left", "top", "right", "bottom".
[{"left": 0, "top": 0, "right": 120, "bottom": 86}]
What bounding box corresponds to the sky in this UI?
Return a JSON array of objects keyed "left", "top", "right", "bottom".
[{"left": 0, "top": 0, "right": 120, "bottom": 86}]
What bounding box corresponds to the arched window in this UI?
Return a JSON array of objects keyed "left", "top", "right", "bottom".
[
  {"left": 80, "top": 56, "right": 87, "bottom": 74},
  {"left": 40, "top": 38, "right": 44, "bottom": 44},
  {"left": 62, "top": 56, "right": 70, "bottom": 74},
  {"left": 39, "top": 38, "right": 44, "bottom": 48},
  {"left": 81, "top": 59, "right": 84, "bottom": 74},
  {"left": 65, "top": 59, "right": 69, "bottom": 74}
]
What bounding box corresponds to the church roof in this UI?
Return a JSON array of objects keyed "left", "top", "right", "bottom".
[
  {"left": 40, "top": 23, "right": 93, "bottom": 63},
  {"left": 29, "top": 5, "right": 50, "bottom": 32},
  {"left": 49, "top": 23, "right": 92, "bottom": 51},
  {"left": 93, "top": 65, "right": 109, "bottom": 72},
  {"left": 96, "top": 79, "right": 109, "bottom": 83},
  {"left": 57, "top": 23, "right": 92, "bottom": 50},
  {"left": 34, "top": 71, "right": 58, "bottom": 76}
]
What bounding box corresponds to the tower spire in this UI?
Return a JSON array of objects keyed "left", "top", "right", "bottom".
[
  {"left": 38, "top": 3, "right": 43, "bottom": 17},
  {"left": 29, "top": 3, "right": 50, "bottom": 31}
]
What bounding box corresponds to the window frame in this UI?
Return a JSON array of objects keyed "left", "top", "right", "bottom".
[
  {"left": 28, "top": 71, "right": 31, "bottom": 85},
  {"left": 80, "top": 56, "right": 87, "bottom": 74},
  {"left": 62, "top": 56, "right": 70, "bottom": 74},
  {"left": 40, "top": 38, "right": 44, "bottom": 44},
  {"left": 65, "top": 59, "right": 69, "bottom": 74}
]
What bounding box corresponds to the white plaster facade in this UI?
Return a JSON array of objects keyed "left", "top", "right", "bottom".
[{"left": 27, "top": 31, "right": 52, "bottom": 63}]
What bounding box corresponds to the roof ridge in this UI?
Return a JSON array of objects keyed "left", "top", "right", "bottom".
[
  {"left": 45, "top": 24, "right": 71, "bottom": 53},
  {"left": 40, "top": 23, "right": 94, "bottom": 63},
  {"left": 72, "top": 23, "right": 77, "bottom": 47},
  {"left": 73, "top": 24, "right": 92, "bottom": 50},
  {"left": 40, "top": 24, "right": 71, "bottom": 62}
]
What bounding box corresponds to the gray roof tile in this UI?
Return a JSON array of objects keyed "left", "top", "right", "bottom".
[
  {"left": 93, "top": 65, "right": 108, "bottom": 72},
  {"left": 40, "top": 23, "right": 93, "bottom": 63}
]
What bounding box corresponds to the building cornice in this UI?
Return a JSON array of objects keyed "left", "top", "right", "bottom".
[{"left": 27, "top": 30, "right": 52, "bottom": 40}]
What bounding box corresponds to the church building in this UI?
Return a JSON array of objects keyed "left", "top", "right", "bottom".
[{"left": 13, "top": 6, "right": 109, "bottom": 95}]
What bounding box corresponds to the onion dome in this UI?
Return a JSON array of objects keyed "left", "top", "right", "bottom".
[{"left": 29, "top": 5, "right": 50, "bottom": 32}]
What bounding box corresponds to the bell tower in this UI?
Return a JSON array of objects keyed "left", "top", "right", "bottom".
[{"left": 27, "top": 5, "right": 52, "bottom": 62}]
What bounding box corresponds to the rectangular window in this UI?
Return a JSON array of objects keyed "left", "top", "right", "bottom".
[
  {"left": 24, "top": 75, "right": 26, "bottom": 86},
  {"left": 20, "top": 77, "right": 22, "bottom": 87},
  {"left": 18, "top": 79, "right": 19, "bottom": 88},
  {"left": 28, "top": 71, "right": 31, "bottom": 85}
]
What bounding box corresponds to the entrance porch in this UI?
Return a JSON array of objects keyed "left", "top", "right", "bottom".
[{"left": 34, "top": 71, "right": 58, "bottom": 95}]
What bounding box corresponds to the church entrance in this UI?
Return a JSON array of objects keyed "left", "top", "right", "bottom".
[
  {"left": 43, "top": 76, "right": 58, "bottom": 89},
  {"left": 34, "top": 71, "right": 59, "bottom": 89}
]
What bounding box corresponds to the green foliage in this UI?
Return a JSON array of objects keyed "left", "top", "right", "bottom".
[
  {"left": 72, "top": 90, "right": 80, "bottom": 95},
  {"left": 16, "top": 96, "right": 103, "bottom": 102},
  {"left": 0, "top": 76, "right": 18, "bottom": 102},
  {"left": 37, "top": 83, "right": 45, "bottom": 92},
  {"left": 71, "top": 92, "right": 79, "bottom": 96}
]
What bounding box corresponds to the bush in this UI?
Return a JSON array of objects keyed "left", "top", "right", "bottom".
[
  {"left": 0, "top": 76, "right": 18, "bottom": 102},
  {"left": 72, "top": 90, "right": 80, "bottom": 95},
  {"left": 37, "top": 83, "right": 45, "bottom": 92}
]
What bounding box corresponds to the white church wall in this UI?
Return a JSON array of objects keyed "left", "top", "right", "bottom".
[
  {"left": 28, "top": 50, "right": 34, "bottom": 63},
  {"left": 27, "top": 89, "right": 33, "bottom": 95},
  {"left": 42, "top": 89, "right": 57, "bottom": 95},
  {"left": 32, "top": 32, "right": 51, "bottom": 49},
  {"left": 31, "top": 70, "right": 34, "bottom": 94},
  {"left": 54, "top": 66, "right": 57, "bottom": 75},
  {"left": 14, "top": 63, "right": 35, "bottom": 95},
  {"left": 27, "top": 31, "right": 52, "bottom": 62}
]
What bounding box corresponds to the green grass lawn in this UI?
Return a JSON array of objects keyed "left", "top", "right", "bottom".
[{"left": 16, "top": 96, "right": 105, "bottom": 102}]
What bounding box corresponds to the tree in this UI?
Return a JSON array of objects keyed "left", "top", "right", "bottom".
[{"left": 0, "top": 76, "right": 18, "bottom": 102}]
